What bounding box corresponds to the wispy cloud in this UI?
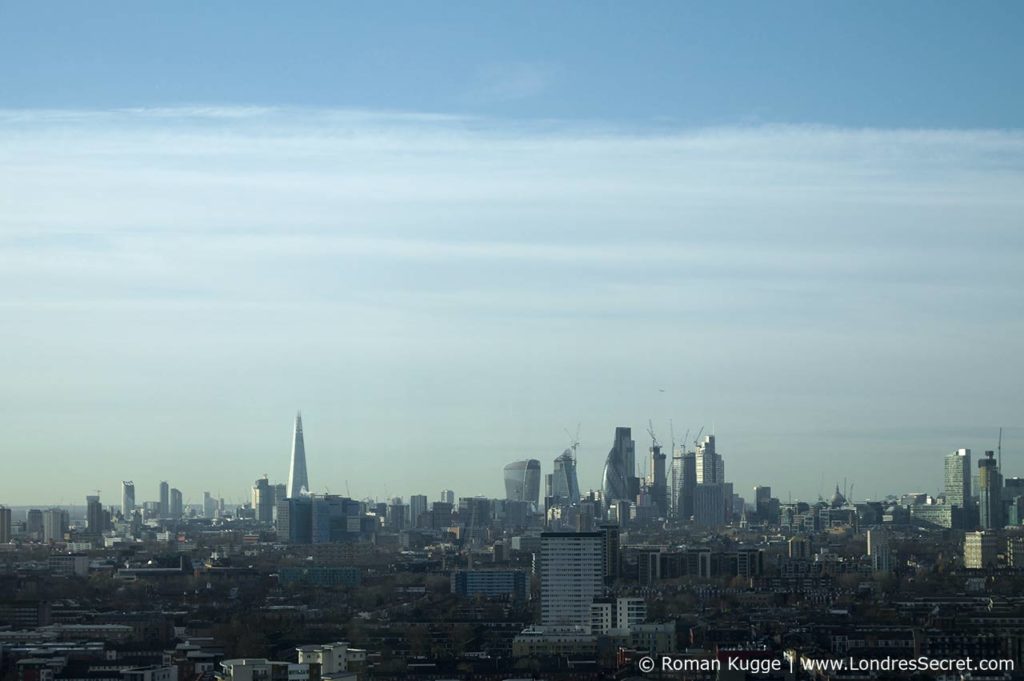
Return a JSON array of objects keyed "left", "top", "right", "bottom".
[
  {"left": 465, "top": 61, "right": 558, "bottom": 103},
  {"left": 1, "top": 107, "right": 1022, "bottom": 503}
]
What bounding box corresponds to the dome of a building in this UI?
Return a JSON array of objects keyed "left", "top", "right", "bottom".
[{"left": 830, "top": 484, "right": 847, "bottom": 508}]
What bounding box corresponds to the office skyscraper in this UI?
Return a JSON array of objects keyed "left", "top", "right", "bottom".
[
  {"left": 277, "top": 496, "right": 313, "bottom": 543},
  {"left": 441, "top": 489, "right": 455, "bottom": 505},
  {"left": 602, "top": 427, "right": 636, "bottom": 505},
  {"left": 692, "top": 483, "right": 725, "bottom": 527},
  {"left": 945, "top": 448, "right": 971, "bottom": 508},
  {"left": 409, "top": 494, "right": 428, "bottom": 527},
  {"left": 548, "top": 449, "right": 581, "bottom": 506},
  {"left": 0, "top": 506, "right": 11, "bottom": 544},
  {"left": 978, "top": 450, "right": 1003, "bottom": 530},
  {"left": 121, "top": 481, "right": 135, "bottom": 516},
  {"left": 287, "top": 412, "right": 310, "bottom": 498},
  {"left": 503, "top": 459, "right": 541, "bottom": 505},
  {"left": 86, "top": 495, "right": 105, "bottom": 534},
  {"left": 311, "top": 494, "right": 362, "bottom": 543},
  {"left": 253, "top": 476, "right": 275, "bottom": 523},
  {"left": 539, "top": 532, "right": 605, "bottom": 626},
  {"left": 670, "top": 450, "right": 697, "bottom": 521},
  {"left": 670, "top": 451, "right": 681, "bottom": 517},
  {"left": 695, "top": 435, "right": 724, "bottom": 484},
  {"left": 159, "top": 481, "right": 169, "bottom": 517}
]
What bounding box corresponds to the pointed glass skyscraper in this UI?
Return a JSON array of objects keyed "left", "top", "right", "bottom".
[
  {"left": 602, "top": 427, "right": 635, "bottom": 504},
  {"left": 287, "top": 412, "right": 310, "bottom": 498}
]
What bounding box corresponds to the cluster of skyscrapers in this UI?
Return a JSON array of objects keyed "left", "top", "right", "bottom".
[
  {"left": 941, "top": 447, "right": 1018, "bottom": 530},
  {"left": 599, "top": 426, "right": 731, "bottom": 527},
  {"left": 494, "top": 425, "right": 733, "bottom": 531},
  {"left": 119, "top": 479, "right": 185, "bottom": 519}
]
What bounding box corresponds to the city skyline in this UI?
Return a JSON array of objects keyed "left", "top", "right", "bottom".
[
  {"left": 0, "top": 414, "right": 1016, "bottom": 509},
  {"left": 3, "top": 5, "right": 1024, "bottom": 678}
]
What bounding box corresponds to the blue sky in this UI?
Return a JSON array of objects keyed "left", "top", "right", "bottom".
[
  {"left": 3, "top": 2, "right": 1023, "bottom": 126},
  {"left": 0, "top": 3, "right": 1022, "bottom": 507}
]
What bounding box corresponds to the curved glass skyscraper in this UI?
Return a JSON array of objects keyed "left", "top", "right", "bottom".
[
  {"left": 504, "top": 459, "right": 541, "bottom": 505},
  {"left": 602, "top": 427, "right": 636, "bottom": 504}
]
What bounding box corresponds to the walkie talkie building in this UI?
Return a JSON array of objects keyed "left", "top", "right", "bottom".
[{"left": 504, "top": 459, "right": 541, "bottom": 505}]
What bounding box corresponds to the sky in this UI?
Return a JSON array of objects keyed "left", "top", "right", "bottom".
[{"left": 0, "top": 2, "right": 1022, "bottom": 507}]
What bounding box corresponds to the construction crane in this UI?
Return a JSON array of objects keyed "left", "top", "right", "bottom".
[
  {"left": 564, "top": 423, "right": 581, "bottom": 463},
  {"left": 682, "top": 429, "right": 690, "bottom": 454},
  {"left": 998, "top": 427, "right": 1003, "bottom": 471},
  {"left": 693, "top": 426, "right": 705, "bottom": 449},
  {"left": 669, "top": 420, "right": 676, "bottom": 455},
  {"left": 647, "top": 419, "right": 660, "bottom": 448}
]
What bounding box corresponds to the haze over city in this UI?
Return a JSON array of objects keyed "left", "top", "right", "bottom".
[{"left": 1, "top": 2, "right": 1022, "bottom": 506}]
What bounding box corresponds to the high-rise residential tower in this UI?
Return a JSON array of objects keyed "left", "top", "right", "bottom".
[
  {"left": 0, "top": 506, "right": 11, "bottom": 544},
  {"left": 602, "top": 427, "right": 636, "bottom": 505},
  {"left": 159, "top": 481, "right": 169, "bottom": 517},
  {"left": 867, "top": 528, "right": 893, "bottom": 573},
  {"left": 121, "top": 481, "right": 135, "bottom": 516},
  {"left": 43, "top": 508, "right": 68, "bottom": 543},
  {"left": 170, "top": 488, "right": 183, "bottom": 518},
  {"left": 503, "top": 459, "right": 541, "bottom": 505},
  {"left": 945, "top": 448, "right": 971, "bottom": 508},
  {"left": 26, "top": 509, "right": 43, "bottom": 539},
  {"left": 539, "top": 532, "right": 605, "bottom": 626},
  {"left": 203, "top": 492, "right": 216, "bottom": 518},
  {"left": 287, "top": 412, "right": 310, "bottom": 499},
  {"left": 978, "top": 450, "right": 1003, "bottom": 530}
]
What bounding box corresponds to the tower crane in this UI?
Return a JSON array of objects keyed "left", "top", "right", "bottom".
[
  {"left": 647, "top": 419, "right": 659, "bottom": 448},
  {"left": 564, "top": 423, "right": 581, "bottom": 463}
]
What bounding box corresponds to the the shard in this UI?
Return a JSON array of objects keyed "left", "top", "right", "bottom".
[{"left": 287, "top": 412, "right": 310, "bottom": 498}]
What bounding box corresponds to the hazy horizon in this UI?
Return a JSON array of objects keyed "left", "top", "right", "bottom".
[{"left": 1, "top": 3, "right": 1022, "bottom": 507}]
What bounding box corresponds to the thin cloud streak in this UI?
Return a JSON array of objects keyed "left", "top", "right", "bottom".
[{"left": 1, "top": 107, "right": 1022, "bottom": 504}]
